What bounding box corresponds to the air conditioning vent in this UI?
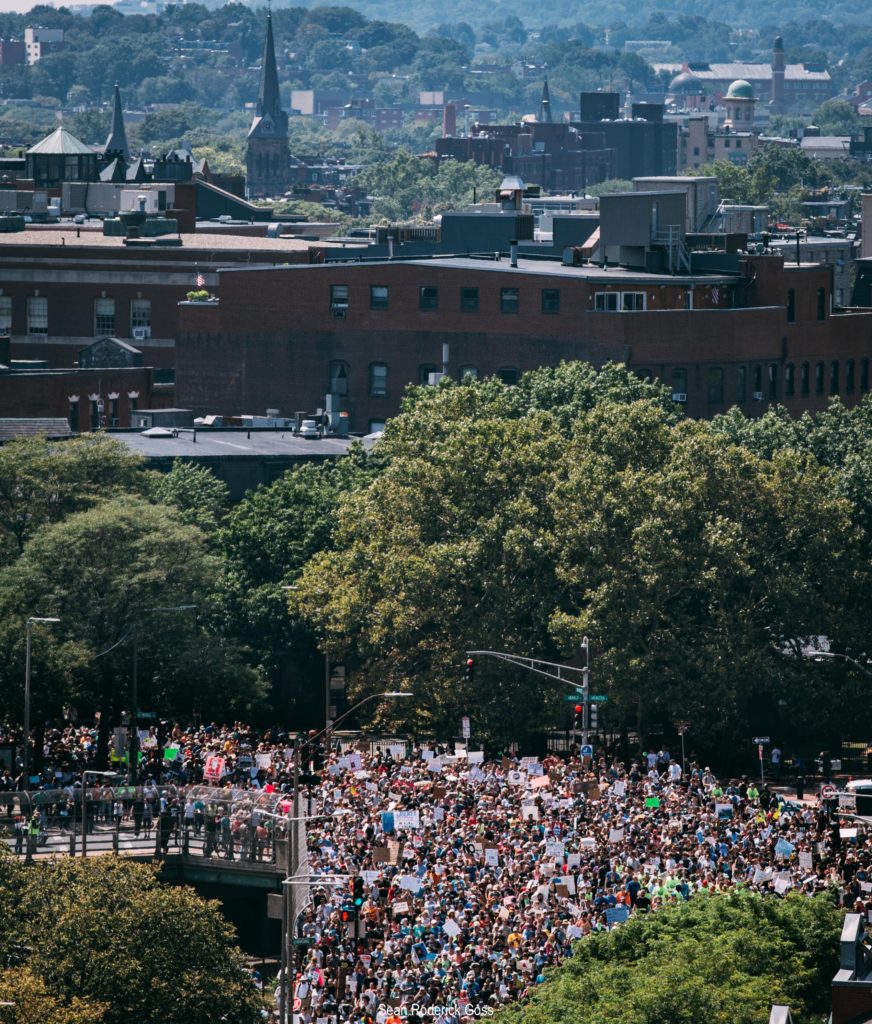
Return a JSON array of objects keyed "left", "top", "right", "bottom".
[
  {"left": 132, "top": 326, "right": 151, "bottom": 341},
  {"left": 672, "top": 392, "right": 687, "bottom": 403},
  {"left": 332, "top": 308, "right": 347, "bottom": 319},
  {"left": 753, "top": 391, "right": 763, "bottom": 400}
]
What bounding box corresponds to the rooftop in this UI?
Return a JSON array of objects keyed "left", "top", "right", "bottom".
[
  {"left": 112, "top": 428, "right": 359, "bottom": 460},
  {"left": 0, "top": 418, "right": 72, "bottom": 441},
  {"left": 26, "top": 126, "right": 94, "bottom": 156},
  {"left": 0, "top": 225, "right": 332, "bottom": 254}
]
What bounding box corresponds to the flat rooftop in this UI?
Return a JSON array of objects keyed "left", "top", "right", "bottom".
[
  {"left": 111, "top": 429, "right": 358, "bottom": 460},
  {"left": 0, "top": 227, "right": 334, "bottom": 253}
]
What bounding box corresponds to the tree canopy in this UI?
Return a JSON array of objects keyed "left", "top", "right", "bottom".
[
  {"left": 502, "top": 891, "right": 841, "bottom": 1024},
  {"left": 0, "top": 853, "right": 260, "bottom": 1024}
]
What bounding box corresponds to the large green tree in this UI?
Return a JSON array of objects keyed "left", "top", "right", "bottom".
[
  {"left": 0, "top": 853, "right": 260, "bottom": 1024},
  {"left": 0, "top": 497, "right": 263, "bottom": 763},
  {"left": 503, "top": 892, "right": 840, "bottom": 1024}
]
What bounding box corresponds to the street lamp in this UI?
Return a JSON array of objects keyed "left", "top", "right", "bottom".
[
  {"left": 803, "top": 649, "right": 872, "bottom": 678},
  {"left": 23, "top": 616, "right": 60, "bottom": 783},
  {"left": 308, "top": 690, "right": 412, "bottom": 749}
]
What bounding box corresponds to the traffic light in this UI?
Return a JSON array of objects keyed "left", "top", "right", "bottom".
[
  {"left": 340, "top": 904, "right": 358, "bottom": 923},
  {"left": 573, "top": 704, "right": 583, "bottom": 730},
  {"left": 464, "top": 657, "right": 476, "bottom": 682},
  {"left": 353, "top": 876, "right": 365, "bottom": 908},
  {"left": 589, "top": 703, "right": 598, "bottom": 730}
]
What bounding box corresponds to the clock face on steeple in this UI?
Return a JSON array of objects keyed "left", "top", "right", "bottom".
[{"left": 262, "top": 118, "right": 272, "bottom": 131}]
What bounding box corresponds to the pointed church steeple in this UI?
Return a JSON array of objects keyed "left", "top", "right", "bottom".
[
  {"left": 257, "top": 11, "right": 283, "bottom": 124},
  {"left": 539, "top": 78, "right": 553, "bottom": 124},
  {"left": 104, "top": 82, "right": 130, "bottom": 163},
  {"left": 245, "top": 12, "right": 290, "bottom": 199}
]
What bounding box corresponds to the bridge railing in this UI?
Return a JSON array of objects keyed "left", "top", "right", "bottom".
[{"left": 0, "top": 785, "right": 290, "bottom": 866}]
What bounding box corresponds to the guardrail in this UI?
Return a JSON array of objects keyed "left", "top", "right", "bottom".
[{"left": 0, "top": 785, "right": 289, "bottom": 867}]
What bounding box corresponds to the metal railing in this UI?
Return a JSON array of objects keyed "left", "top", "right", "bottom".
[{"left": 0, "top": 785, "right": 289, "bottom": 867}]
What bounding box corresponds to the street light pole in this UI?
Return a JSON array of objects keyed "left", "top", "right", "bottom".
[
  {"left": 23, "top": 616, "right": 60, "bottom": 783},
  {"left": 308, "top": 691, "right": 412, "bottom": 751},
  {"left": 804, "top": 650, "right": 872, "bottom": 678}
]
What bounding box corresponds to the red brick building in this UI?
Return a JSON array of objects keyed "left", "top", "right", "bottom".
[{"left": 174, "top": 251, "right": 872, "bottom": 431}]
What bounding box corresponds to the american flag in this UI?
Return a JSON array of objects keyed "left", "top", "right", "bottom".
[{"left": 195, "top": 273, "right": 205, "bottom": 287}]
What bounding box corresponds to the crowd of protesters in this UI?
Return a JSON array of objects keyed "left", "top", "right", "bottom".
[{"left": 1, "top": 720, "right": 870, "bottom": 1024}]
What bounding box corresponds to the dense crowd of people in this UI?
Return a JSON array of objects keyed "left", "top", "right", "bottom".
[{"left": 1, "top": 719, "right": 869, "bottom": 1024}]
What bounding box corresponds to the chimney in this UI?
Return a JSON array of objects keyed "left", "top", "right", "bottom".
[
  {"left": 442, "top": 103, "right": 457, "bottom": 138},
  {"left": 510, "top": 239, "right": 518, "bottom": 267},
  {"left": 387, "top": 235, "right": 394, "bottom": 259}
]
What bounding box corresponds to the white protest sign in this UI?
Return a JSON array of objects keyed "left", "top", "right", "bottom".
[
  {"left": 799, "top": 851, "right": 813, "bottom": 871},
  {"left": 399, "top": 875, "right": 422, "bottom": 893},
  {"left": 394, "top": 810, "right": 421, "bottom": 831},
  {"left": 389, "top": 744, "right": 406, "bottom": 759},
  {"left": 521, "top": 804, "right": 539, "bottom": 820},
  {"left": 443, "top": 919, "right": 461, "bottom": 937},
  {"left": 608, "top": 828, "right": 625, "bottom": 843},
  {"left": 468, "top": 751, "right": 485, "bottom": 764},
  {"left": 485, "top": 848, "right": 500, "bottom": 867},
  {"left": 545, "top": 841, "right": 565, "bottom": 860}
]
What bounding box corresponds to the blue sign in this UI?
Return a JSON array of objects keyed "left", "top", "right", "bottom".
[
  {"left": 381, "top": 812, "right": 395, "bottom": 833},
  {"left": 580, "top": 744, "right": 594, "bottom": 758},
  {"left": 605, "top": 905, "right": 630, "bottom": 925}
]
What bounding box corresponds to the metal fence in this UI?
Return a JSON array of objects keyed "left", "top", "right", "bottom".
[{"left": 0, "top": 784, "right": 290, "bottom": 865}]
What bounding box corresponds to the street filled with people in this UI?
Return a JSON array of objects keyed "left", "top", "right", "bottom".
[{"left": 1, "top": 720, "right": 870, "bottom": 1023}]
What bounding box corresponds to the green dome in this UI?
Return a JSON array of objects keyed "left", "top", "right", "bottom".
[{"left": 726, "top": 79, "right": 754, "bottom": 100}]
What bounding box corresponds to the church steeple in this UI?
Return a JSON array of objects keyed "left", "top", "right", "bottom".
[
  {"left": 103, "top": 82, "right": 130, "bottom": 163},
  {"left": 257, "top": 11, "right": 282, "bottom": 124},
  {"left": 539, "top": 78, "right": 553, "bottom": 124},
  {"left": 245, "top": 12, "right": 290, "bottom": 199}
]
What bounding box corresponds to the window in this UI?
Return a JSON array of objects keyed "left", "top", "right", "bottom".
[
  {"left": 329, "top": 359, "right": 349, "bottom": 396},
  {"left": 622, "top": 292, "right": 646, "bottom": 311},
  {"left": 707, "top": 366, "right": 724, "bottom": 404},
  {"left": 861, "top": 359, "right": 869, "bottom": 392},
  {"left": 370, "top": 285, "right": 388, "bottom": 310},
  {"left": 498, "top": 367, "right": 518, "bottom": 386},
  {"left": 130, "top": 298, "right": 151, "bottom": 334},
  {"left": 460, "top": 287, "right": 479, "bottom": 312},
  {"left": 801, "top": 362, "right": 810, "bottom": 396},
  {"left": 786, "top": 289, "right": 795, "bottom": 323},
  {"left": 736, "top": 366, "right": 747, "bottom": 402},
  {"left": 830, "top": 360, "right": 839, "bottom": 394},
  {"left": 541, "top": 289, "right": 560, "bottom": 314},
  {"left": 94, "top": 297, "right": 115, "bottom": 336},
  {"left": 637, "top": 367, "right": 652, "bottom": 382},
  {"left": 419, "top": 364, "right": 439, "bottom": 385},
  {"left": 785, "top": 363, "right": 795, "bottom": 397},
  {"left": 753, "top": 364, "right": 763, "bottom": 397},
  {"left": 419, "top": 286, "right": 438, "bottom": 311},
  {"left": 768, "top": 363, "right": 778, "bottom": 400},
  {"left": 330, "top": 284, "right": 348, "bottom": 309},
  {"left": 672, "top": 368, "right": 687, "bottom": 400},
  {"left": 368, "top": 419, "right": 386, "bottom": 434},
  {"left": 846, "top": 359, "right": 855, "bottom": 393},
  {"left": 458, "top": 365, "right": 478, "bottom": 379},
  {"left": 594, "top": 292, "right": 619, "bottom": 312},
  {"left": 27, "top": 296, "right": 47, "bottom": 335},
  {"left": 369, "top": 362, "right": 387, "bottom": 397},
  {"left": 500, "top": 288, "right": 519, "bottom": 313},
  {"left": 68, "top": 399, "right": 78, "bottom": 431},
  {"left": 817, "top": 288, "right": 827, "bottom": 321},
  {"left": 815, "top": 361, "right": 824, "bottom": 396},
  {"left": 90, "top": 398, "right": 102, "bottom": 430},
  {"left": 109, "top": 396, "right": 119, "bottom": 427},
  {"left": 0, "top": 296, "right": 10, "bottom": 334}
]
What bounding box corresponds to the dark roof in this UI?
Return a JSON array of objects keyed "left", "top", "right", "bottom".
[
  {"left": 0, "top": 418, "right": 71, "bottom": 441},
  {"left": 79, "top": 336, "right": 142, "bottom": 356},
  {"left": 257, "top": 12, "right": 282, "bottom": 124}
]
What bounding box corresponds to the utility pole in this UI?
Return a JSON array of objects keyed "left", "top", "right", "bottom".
[
  {"left": 581, "top": 636, "right": 590, "bottom": 748},
  {"left": 23, "top": 616, "right": 60, "bottom": 783}
]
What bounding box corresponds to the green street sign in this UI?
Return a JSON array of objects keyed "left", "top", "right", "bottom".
[
  {"left": 564, "top": 694, "right": 609, "bottom": 702},
  {"left": 590, "top": 695, "right": 609, "bottom": 703}
]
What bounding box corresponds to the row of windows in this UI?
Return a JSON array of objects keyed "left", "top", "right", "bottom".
[
  {"left": 0, "top": 296, "right": 151, "bottom": 336},
  {"left": 640, "top": 359, "right": 871, "bottom": 404},
  {"left": 330, "top": 285, "right": 653, "bottom": 315},
  {"left": 329, "top": 360, "right": 517, "bottom": 398},
  {"left": 332, "top": 284, "right": 532, "bottom": 315}
]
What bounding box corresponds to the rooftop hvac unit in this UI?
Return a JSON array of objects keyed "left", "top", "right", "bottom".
[
  {"left": 132, "top": 326, "right": 151, "bottom": 341},
  {"left": 672, "top": 392, "right": 687, "bottom": 403}
]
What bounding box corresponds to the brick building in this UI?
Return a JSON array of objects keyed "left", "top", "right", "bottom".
[
  {"left": 0, "top": 225, "right": 326, "bottom": 374},
  {"left": 174, "top": 248, "right": 872, "bottom": 430}
]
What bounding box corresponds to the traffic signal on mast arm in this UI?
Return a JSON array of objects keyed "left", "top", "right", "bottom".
[
  {"left": 464, "top": 657, "right": 476, "bottom": 682},
  {"left": 340, "top": 904, "right": 358, "bottom": 923},
  {"left": 573, "top": 704, "right": 584, "bottom": 730}
]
